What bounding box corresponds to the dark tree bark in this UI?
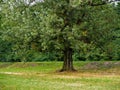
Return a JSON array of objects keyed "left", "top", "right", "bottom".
[{"left": 60, "top": 48, "right": 76, "bottom": 72}]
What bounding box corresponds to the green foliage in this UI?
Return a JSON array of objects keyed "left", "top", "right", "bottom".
[
  {"left": 41, "top": 0, "right": 119, "bottom": 61},
  {"left": 73, "top": 44, "right": 106, "bottom": 61},
  {"left": 32, "top": 52, "right": 62, "bottom": 62},
  {"left": 0, "top": 0, "right": 120, "bottom": 62},
  {"left": 115, "top": 3, "right": 120, "bottom": 15},
  {"left": 0, "top": 40, "right": 12, "bottom": 61}
]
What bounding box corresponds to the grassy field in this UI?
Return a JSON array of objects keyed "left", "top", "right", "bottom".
[{"left": 0, "top": 61, "right": 120, "bottom": 90}]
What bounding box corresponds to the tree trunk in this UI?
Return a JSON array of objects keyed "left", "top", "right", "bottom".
[{"left": 60, "top": 48, "right": 76, "bottom": 72}]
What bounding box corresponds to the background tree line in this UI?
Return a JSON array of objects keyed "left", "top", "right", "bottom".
[{"left": 0, "top": 0, "right": 120, "bottom": 62}]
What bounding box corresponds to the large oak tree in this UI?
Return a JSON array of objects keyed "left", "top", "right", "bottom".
[{"left": 41, "top": 0, "right": 119, "bottom": 71}]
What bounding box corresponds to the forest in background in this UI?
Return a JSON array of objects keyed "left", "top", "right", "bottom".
[{"left": 0, "top": 0, "right": 120, "bottom": 62}]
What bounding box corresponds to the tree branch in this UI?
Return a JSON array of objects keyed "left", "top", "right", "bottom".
[{"left": 88, "top": 1, "right": 107, "bottom": 6}]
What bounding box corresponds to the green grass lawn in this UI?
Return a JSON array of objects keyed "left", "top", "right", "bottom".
[{"left": 0, "top": 61, "right": 120, "bottom": 90}]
